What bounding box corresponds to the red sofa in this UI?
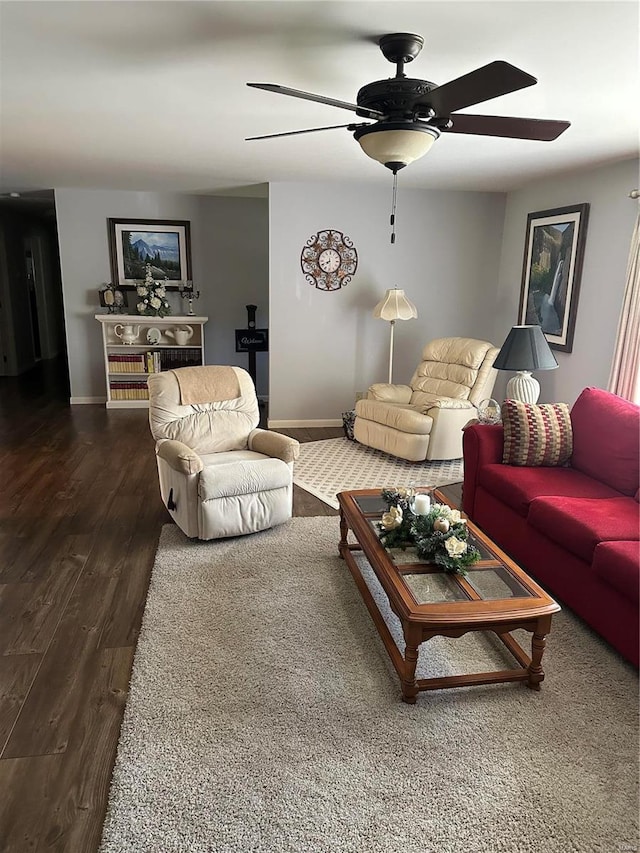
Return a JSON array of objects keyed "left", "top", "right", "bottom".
[{"left": 462, "top": 387, "right": 640, "bottom": 666}]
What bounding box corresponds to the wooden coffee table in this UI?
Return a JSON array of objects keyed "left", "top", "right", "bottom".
[{"left": 338, "top": 488, "right": 560, "bottom": 703}]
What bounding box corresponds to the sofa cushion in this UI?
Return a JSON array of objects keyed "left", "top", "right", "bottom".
[
  {"left": 502, "top": 399, "right": 572, "bottom": 466},
  {"left": 592, "top": 540, "right": 640, "bottom": 604},
  {"left": 355, "top": 399, "right": 433, "bottom": 435},
  {"left": 198, "top": 456, "right": 291, "bottom": 501},
  {"left": 410, "top": 337, "right": 497, "bottom": 402},
  {"left": 479, "top": 463, "right": 623, "bottom": 518},
  {"left": 148, "top": 367, "right": 259, "bottom": 454},
  {"left": 527, "top": 496, "right": 640, "bottom": 563},
  {"left": 570, "top": 387, "right": 640, "bottom": 495}
]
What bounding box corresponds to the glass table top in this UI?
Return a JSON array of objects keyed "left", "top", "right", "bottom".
[{"left": 362, "top": 504, "right": 534, "bottom": 605}]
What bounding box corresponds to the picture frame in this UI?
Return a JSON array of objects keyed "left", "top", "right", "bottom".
[
  {"left": 518, "top": 203, "right": 590, "bottom": 353},
  {"left": 107, "top": 218, "right": 192, "bottom": 291},
  {"left": 98, "top": 284, "right": 126, "bottom": 313}
]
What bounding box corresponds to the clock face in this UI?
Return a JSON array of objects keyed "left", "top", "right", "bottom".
[
  {"left": 318, "top": 248, "right": 341, "bottom": 273},
  {"left": 300, "top": 230, "right": 358, "bottom": 292}
]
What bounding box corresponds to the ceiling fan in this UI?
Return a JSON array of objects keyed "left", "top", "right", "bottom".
[{"left": 246, "top": 32, "right": 570, "bottom": 173}]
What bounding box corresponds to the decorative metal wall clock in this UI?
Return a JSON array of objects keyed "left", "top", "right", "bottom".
[{"left": 300, "top": 229, "right": 358, "bottom": 291}]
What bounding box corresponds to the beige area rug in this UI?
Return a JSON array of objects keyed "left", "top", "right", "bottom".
[
  {"left": 293, "top": 437, "right": 463, "bottom": 508},
  {"left": 100, "top": 519, "right": 639, "bottom": 853}
]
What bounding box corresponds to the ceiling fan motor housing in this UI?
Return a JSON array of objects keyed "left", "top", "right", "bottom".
[{"left": 356, "top": 78, "right": 438, "bottom": 120}]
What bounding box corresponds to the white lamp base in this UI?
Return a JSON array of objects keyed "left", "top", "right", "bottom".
[{"left": 506, "top": 371, "right": 540, "bottom": 404}]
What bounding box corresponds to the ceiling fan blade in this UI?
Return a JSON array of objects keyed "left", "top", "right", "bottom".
[
  {"left": 414, "top": 61, "right": 537, "bottom": 115},
  {"left": 247, "top": 83, "right": 384, "bottom": 120},
  {"left": 246, "top": 122, "right": 370, "bottom": 141},
  {"left": 444, "top": 113, "right": 570, "bottom": 141}
]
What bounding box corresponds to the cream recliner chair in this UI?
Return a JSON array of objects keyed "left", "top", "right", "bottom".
[
  {"left": 148, "top": 365, "right": 299, "bottom": 540},
  {"left": 353, "top": 337, "right": 499, "bottom": 462}
]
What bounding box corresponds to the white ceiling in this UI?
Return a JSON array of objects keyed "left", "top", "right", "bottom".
[{"left": 1, "top": 0, "right": 638, "bottom": 197}]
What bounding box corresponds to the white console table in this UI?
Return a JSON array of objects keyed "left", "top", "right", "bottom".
[{"left": 96, "top": 314, "right": 208, "bottom": 408}]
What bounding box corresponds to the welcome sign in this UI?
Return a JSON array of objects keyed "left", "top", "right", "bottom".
[{"left": 235, "top": 329, "right": 268, "bottom": 352}]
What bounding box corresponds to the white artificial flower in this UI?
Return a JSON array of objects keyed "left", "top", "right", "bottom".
[
  {"left": 395, "top": 487, "right": 413, "bottom": 500},
  {"left": 137, "top": 301, "right": 146, "bottom": 313},
  {"left": 438, "top": 505, "right": 463, "bottom": 524},
  {"left": 137, "top": 285, "right": 147, "bottom": 296},
  {"left": 444, "top": 537, "right": 467, "bottom": 558},
  {"left": 156, "top": 286, "right": 166, "bottom": 297},
  {"left": 381, "top": 506, "right": 403, "bottom": 531},
  {"left": 150, "top": 296, "right": 161, "bottom": 309}
]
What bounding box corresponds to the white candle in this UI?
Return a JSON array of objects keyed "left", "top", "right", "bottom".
[{"left": 413, "top": 494, "right": 431, "bottom": 515}]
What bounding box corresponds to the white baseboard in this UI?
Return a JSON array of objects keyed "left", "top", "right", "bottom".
[
  {"left": 70, "top": 396, "right": 105, "bottom": 405},
  {"left": 268, "top": 419, "right": 343, "bottom": 428}
]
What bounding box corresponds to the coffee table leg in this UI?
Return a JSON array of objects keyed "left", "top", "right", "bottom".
[
  {"left": 527, "top": 615, "right": 552, "bottom": 690},
  {"left": 401, "top": 625, "right": 420, "bottom": 704},
  {"left": 338, "top": 509, "right": 348, "bottom": 558}
]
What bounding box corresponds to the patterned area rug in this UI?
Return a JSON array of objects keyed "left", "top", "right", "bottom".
[
  {"left": 293, "top": 437, "right": 463, "bottom": 509},
  {"left": 99, "top": 519, "right": 639, "bottom": 853}
]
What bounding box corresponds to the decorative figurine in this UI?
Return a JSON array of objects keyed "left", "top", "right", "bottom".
[{"left": 178, "top": 280, "right": 200, "bottom": 315}]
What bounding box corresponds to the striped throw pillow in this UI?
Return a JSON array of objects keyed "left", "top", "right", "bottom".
[{"left": 502, "top": 399, "right": 573, "bottom": 466}]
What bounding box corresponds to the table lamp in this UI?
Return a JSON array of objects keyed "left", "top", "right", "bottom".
[
  {"left": 373, "top": 288, "right": 418, "bottom": 383},
  {"left": 494, "top": 324, "right": 558, "bottom": 403}
]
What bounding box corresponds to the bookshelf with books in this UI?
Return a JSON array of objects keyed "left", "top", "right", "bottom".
[{"left": 96, "top": 315, "right": 208, "bottom": 408}]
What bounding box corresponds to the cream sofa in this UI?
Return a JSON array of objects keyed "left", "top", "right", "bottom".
[
  {"left": 353, "top": 337, "right": 499, "bottom": 462},
  {"left": 148, "top": 365, "right": 299, "bottom": 540}
]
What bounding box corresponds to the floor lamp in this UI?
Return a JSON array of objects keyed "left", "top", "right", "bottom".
[
  {"left": 373, "top": 288, "right": 418, "bottom": 384},
  {"left": 494, "top": 324, "right": 558, "bottom": 403}
]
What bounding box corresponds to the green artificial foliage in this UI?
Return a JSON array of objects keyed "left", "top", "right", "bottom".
[{"left": 378, "top": 488, "right": 481, "bottom": 575}]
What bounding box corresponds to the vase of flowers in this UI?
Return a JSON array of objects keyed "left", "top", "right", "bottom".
[
  {"left": 378, "top": 487, "right": 481, "bottom": 575},
  {"left": 136, "top": 264, "right": 172, "bottom": 317}
]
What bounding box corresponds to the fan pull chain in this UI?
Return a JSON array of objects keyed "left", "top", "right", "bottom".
[{"left": 390, "top": 170, "right": 398, "bottom": 244}]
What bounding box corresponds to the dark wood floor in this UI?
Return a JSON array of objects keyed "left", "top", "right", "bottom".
[{"left": 0, "top": 359, "right": 342, "bottom": 852}]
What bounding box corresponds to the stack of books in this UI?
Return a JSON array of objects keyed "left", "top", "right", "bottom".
[
  {"left": 107, "top": 353, "right": 147, "bottom": 373},
  {"left": 107, "top": 348, "right": 203, "bottom": 400},
  {"left": 109, "top": 381, "right": 150, "bottom": 400}
]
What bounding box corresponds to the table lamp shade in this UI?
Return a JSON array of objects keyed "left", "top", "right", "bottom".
[
  {"left": 494, "top": 325, "right": 558, "bottom": 372},
  {"left": 494, "top": 325, "right": 558, "bottom": 404}
]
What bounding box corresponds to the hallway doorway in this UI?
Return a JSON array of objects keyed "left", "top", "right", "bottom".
[{"left": 0, "top": 190, "right": 69, "bottom": 393}]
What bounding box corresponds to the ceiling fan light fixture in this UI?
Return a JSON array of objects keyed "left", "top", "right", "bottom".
[{"left": 353, "top": 123, "right": 440, "bottom": 170}]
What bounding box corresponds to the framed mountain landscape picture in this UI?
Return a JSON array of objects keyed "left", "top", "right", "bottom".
[{"left": 107, "top": 218, "right": 192, "bottom": 290}]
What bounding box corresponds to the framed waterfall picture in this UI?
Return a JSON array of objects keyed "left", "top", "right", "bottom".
[
  {"left": 107, "top": 218, "right": 192, "bottom": 290},
  {"left": 518, "top": 203, "right": 590, "bottom": 353}
]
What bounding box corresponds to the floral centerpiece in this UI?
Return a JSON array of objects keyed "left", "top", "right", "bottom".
[
  {"left": 136, "top": 264, "right": 172, "bottom": 317},
  {"left": 378, "top": 487, "right": 481, "bottom": 575}
]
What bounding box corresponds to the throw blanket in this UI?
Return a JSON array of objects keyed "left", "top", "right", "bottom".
[{"left": 173, "top": 366, "right": 241, "bottom": 405}]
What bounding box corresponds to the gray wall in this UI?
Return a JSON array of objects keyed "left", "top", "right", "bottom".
[
  {"left": 268, "top": 181, "right": 506, "bottom": 424},
  {"left": 54, "top": 159, "right": 637, "bottom": 414},
  {"left": 198, "top": 196, "right": 269, "bottom": 397},
  {"left": 54, "top": 189, "right": 268, "bottom": 401},
  {"left": 493, "top": 158, "right": 639, "bottom": 406}
]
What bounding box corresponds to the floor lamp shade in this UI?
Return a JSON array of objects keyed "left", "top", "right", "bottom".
[
  {"left": 372, "top": 288, "right": 418, "bottom": 384},
  {"left": 494, "top": 324, "right": 558, "bottom": 403}
]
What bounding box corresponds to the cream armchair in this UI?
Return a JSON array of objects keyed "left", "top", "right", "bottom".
[
  {"left": 354, "top": 337, "right": 499, "bottom": 462},
  {"left": 148, "top": 365, "right": 299, "bottom": 540}
]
